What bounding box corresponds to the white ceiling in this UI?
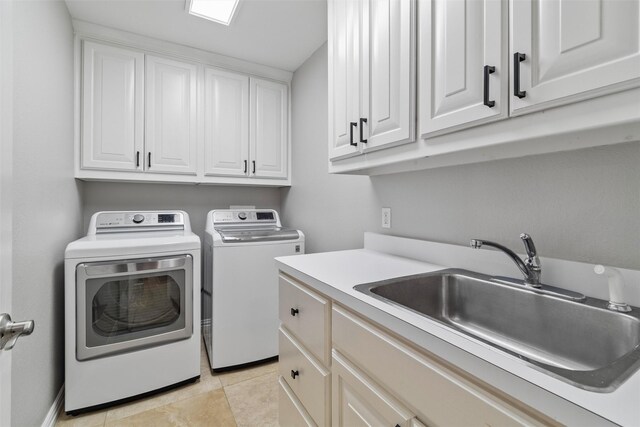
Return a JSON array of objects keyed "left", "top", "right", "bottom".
[{"left": 64, "top": 0, "right": 327, "bottom": 72}]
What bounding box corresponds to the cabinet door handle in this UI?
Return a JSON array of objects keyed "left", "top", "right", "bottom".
[
  {"left": 483, "top": 65, "right": 496, "bottom": 108},
  {"left": 359, "top": 118, "right": 367, "bottom": 143},
  {"left": 136, "top": 151, "right": 140, "bottom": 167},
  {"left": 290, "top": 308, "right": 299, "bottom": 316},
  {"left": 513, "top": 52, "right": 526, "bottom": 99},
  {"left": 349, "top": 122, "right": 357, "bottom": 146},
  {"left": 252, "top": 160, "right": 256, "bottom": 174},
  {"left": 147, "top": 152, "right": 151, "bottom": 168},
  {"left": 290, "top": 370, "right": 299, "bottom": 379},
  {"left": 244, "top": 160, "right": 248, "bottom": 174}
]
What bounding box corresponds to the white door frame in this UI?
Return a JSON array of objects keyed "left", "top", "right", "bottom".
[{"left": 0, "top": 0, "right": 14, "bottom": 425}]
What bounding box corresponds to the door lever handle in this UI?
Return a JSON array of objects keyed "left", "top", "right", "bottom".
[{"left": 0, "top": 313, "right": 35, "bottom": 351}]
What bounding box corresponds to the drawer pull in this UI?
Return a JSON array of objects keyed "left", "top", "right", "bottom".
[
  {"left": 291, "top": 369, "right": 299, "bottom": 379},
  {"left": 290, "top": 307, "right": 299, "bottom": 316}
]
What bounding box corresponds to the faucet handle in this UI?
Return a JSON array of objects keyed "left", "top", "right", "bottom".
[{"left": 520, "top": 233, "right": 538, "bottom": 258}]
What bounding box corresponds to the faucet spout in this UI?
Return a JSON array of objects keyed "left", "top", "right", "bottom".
[{"left": 470, "top": 234, "right": 542, "bottom": 287}]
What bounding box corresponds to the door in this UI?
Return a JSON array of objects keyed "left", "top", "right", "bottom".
[
  {"left": 81, "top": 41, "right": 144, "bottom": 171},
  {"left": 332, "top": 351, "right": 415, "bottom": 427},
  {"left": 203, "top": 67, "right": 249, "bottom": 177},
  {"left": 249, "top": 78, "right": 288, "bottom": 179},
  {"left": 420, "top": 0, "right": 507, "bottom": 137},
  {"left": 328, "top": 0, "right": 361, "bottom": 160},
  {"left": 145, "top": 55, "right": 198, "bottom": 174},
  {"left": 510, "top": 0, "right": 640, "bottom": 116},
  {"left": 0, "top": 1, "right": 12, "bottom": 423},
  {"left": 361, "top": 0, "right": 416, "bottom": 151}
]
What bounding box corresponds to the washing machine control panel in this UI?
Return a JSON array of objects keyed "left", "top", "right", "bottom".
[
  {"left": 95, "top": 212, "right": 185, "bottom": 230},
  {"left": 212, "top": 210, "right": 278, "bottom": 225}
]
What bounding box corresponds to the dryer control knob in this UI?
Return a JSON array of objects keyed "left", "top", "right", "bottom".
[
  {"left": 238, "top": 212, "right": 247, "bottom": 220},
  {"left": 132, "top": 214, "right": 145, "bottom": 224}
]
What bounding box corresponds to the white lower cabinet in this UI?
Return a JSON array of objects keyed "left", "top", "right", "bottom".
[{"left": 278, "top": 272, "right": 559, "bottom": 427}]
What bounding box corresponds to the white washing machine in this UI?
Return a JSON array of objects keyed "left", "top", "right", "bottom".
[
  {"left": 203, "top": 209, "right": 304, "bottom": 370},
  {"left": 64, "top": 211, "right": 201, "bottom": 414}
]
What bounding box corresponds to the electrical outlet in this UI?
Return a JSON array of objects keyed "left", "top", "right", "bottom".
[{"left": 381, "top": 207, "right": 391, "bottom": 228}]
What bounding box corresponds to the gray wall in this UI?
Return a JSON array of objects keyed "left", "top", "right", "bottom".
[
  {"left": 11, "top": 1, "right": 84, "bottom": 425},
  {"left": 281, "top": 44, "right": 378, "bottom": 253},
  {"left": 282, "top": 43, "right": 640, "bottom": 270},
  {"left": 82, "top": 182, "right": 281, "bottom": 242}
]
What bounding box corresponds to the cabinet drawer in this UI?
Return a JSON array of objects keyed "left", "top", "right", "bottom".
[
  {"left": 279, "top": 375, "right": 316, "bottom": 427},
  {"left": 279, "top": 274, "right": 330, "bottom": 366},
  {"left": 332, "top": 305, "right": 557, "bottom": 427},
  {"left": 332, "top": 350, "right": 415, "bottom": 427},
  {"left": 279, "top": 326, "right": 330, "bottom": 427}
]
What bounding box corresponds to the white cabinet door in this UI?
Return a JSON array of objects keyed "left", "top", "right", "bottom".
[
  {"left": 328, "top": 0, "right": 361, "bottom": 160},
  {"left": 420, "top": 0, "right": 507, "bottom": 137},
  {"left": 511, "top": 0, "right": 640, "bottom": 116},
  {"left": 361, "top": 0, "right": 416, "bottom": 151},
  {"left": 81, "top": 41, "right": 143, "bottom": 171},
  {"left": 145, "top": 55, "right": 197, "bottom": 174},
  {"left": 250, "top": 78, "right": 288, "bottom": 179},
  {"left": 332, "top": 351, "right": 414, "bottom": 427},
  {"left": 203, "top": 68, "right": 249, "bottom": 177}
]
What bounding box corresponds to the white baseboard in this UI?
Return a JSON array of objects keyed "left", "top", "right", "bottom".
[{"left": 41, "top": 384, "right": 64, "bottom": 427}]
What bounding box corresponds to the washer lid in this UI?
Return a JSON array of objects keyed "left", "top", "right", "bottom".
[{"left": 216, "top": 228, "right": 300, "bottom": 243}]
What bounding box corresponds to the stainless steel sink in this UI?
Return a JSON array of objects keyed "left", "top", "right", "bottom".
[{"left": 354, "top": 269, "right": 640, "bottom": 392}]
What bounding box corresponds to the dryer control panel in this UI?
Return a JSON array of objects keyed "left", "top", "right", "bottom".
[{"left": 92, "top": 211, "right": 186, "bottom": 233}]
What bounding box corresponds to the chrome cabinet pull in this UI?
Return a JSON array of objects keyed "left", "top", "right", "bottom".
[{"left": 483, "top": 65, "right": 496, "bottom": 107}]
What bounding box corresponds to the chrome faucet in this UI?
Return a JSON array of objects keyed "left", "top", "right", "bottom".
[{"left": 470, "top": 233, "right": 542, "bottom": 287}]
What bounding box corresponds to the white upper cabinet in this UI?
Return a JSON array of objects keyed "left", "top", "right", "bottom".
[
  {"left": 145, "top": 55, "right": 198, "bottom": 174},
  {"left": 361, "top": 0, "right": 416, "bottom": 150},
  {"left": 77, "top": 35, "right": 291, "bottom": 185},
  {"left": 250, "top": 77, "right": 288, "bottom": 179},
  {"left": 328, "top": 0, "right": 416, "bottom": 160},
  {"left": 203, "top": 68, "right": 249, "bottom": 177},
  {"left": 81, "top": 41, "right": 143, "bottom": 171},
  {"left": 420, "top": 0, "right": 507, "bottom": 137},
  {"left": 328, "top": 0, "right": 361, "bottom": 160},
  {"left": 510, "top": 0, "right": 640, "bottom": 115}
]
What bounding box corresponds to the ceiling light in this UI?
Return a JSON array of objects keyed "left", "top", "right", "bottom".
[{"left": 187, "top": 0, "right": 240, "bottom": 26}]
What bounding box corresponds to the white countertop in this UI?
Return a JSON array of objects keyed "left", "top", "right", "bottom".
[{"left": 275, "top": 233, "right": 640, "bottom": 426}]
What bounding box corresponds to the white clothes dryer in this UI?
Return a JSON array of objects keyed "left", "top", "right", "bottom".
[
  {"left": 203, "top": 209, "right": 304, "bottom": 371},
  {"left": 64, "top": 211, "right": 201, "bottom": 414}
]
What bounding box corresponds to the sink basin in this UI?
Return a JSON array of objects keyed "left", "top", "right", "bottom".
[{"left": 354, "top": 269, "right": 640, "bottom": 392}]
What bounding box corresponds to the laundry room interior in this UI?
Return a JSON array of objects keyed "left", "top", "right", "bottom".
[{"left": 1, "top": 0, "right": 639, "bottom": 426}]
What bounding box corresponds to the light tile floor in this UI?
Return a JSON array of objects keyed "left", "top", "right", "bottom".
[{"left": 56, "top": 340, "right": 279, "bottom": 427}]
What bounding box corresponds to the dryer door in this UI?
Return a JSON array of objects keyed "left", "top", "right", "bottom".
[{"left": 76, "top": 255, "right": 193, "bottom": 360}]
